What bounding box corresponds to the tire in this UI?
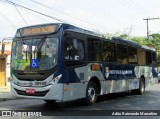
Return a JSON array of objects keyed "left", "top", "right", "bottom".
[
  {"left": 132, "top": 79, "right": 145, "bottom": 95},
  {"left": 139, "top": 79, "right": 145, "bottom": 94},
  {"left": 83, "top": 81, "right": 98, "bottom": 105}
]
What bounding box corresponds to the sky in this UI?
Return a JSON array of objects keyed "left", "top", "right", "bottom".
[{"left": 0, "top": 0, "right": 160, "bottom": 38}]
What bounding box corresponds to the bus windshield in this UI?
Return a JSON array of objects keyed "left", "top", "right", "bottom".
[{"left": 11, "top": 37, "right": 58, "bottom": 71}]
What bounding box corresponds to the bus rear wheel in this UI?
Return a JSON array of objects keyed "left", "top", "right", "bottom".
[
  {"left": 84, "top": 81, "right": 98, "bottom": 105},
  {"left": 139, "top": 79, "right": 145, "bottom": 94},
  {"left": 132, "top": 79, "right": 145, "bottom": 95}
]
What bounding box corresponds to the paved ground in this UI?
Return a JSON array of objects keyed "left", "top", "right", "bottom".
[
  {"left": 0, "top": 83, "right": 160, "bottom": 119},
  {"left": 0, "top": 86, "right": 16, "bottom": 101}
]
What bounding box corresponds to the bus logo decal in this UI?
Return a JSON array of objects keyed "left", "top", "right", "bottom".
[{"left": 105, "top": 67, "right": 109, "bottom": 78}]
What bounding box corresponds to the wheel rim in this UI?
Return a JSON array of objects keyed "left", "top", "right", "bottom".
[{"left": 88, "top": 86, "right": 96, "bottom": 101}]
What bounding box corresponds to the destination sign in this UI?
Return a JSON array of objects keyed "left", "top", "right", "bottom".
[{"left": 22, "top": 25, "right": 56, "bottom": 36}]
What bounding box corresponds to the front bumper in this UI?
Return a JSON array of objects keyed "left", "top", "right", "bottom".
[{"left": 11, "top": 82, "right": 64, "bottom": 101}]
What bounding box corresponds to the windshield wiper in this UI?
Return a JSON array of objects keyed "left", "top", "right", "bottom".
[
  {"left": 18, "top": 30, "right": 28, "bottom": 62},
  {"left": 37, "top": 35, "right": 47, "bottom": 52}
]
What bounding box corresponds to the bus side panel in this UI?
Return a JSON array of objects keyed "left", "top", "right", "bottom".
[
  {"left": 104, "top": 78, "right": 139, "bottom": 94},
  {"left": 74, "top": 63, "right": 105, "bottom": 95},
  {"left": 63, "top": 83, "right": 87, "bottom": 101},
  {"left": 102, "top": 63, "right": 139, "bottom": 92},
  {"left": 63, "top": 63, "right": 105, "bottom": 101},
  {"left": 134, "top": 66, "right": 158, "bottom": 88},
  {"left": 103, "top": 64, "right": 158, "bottom": 93},
  {"left": 62, "top": 64, "right": 158, "bottom": 101}
]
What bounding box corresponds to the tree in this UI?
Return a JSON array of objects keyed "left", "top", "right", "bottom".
[{"left": 149, "top": 33, "right": 160, "bottom": 65}]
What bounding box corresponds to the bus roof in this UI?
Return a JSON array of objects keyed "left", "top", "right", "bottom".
[
  {"left": 111, "top": 37, "right": 156, "bottom": 51},
  {"left": 16, "top": 23, "right": 101, "bottom": 37},
  {"left": 16, "top": 23, "right": 156, "bottom": 52},
  {"left": 61, "top": 24, "right": 101, "bottom": 37},
  {"left": 112, "top": 37, "right": 142, "bottom": 48}
]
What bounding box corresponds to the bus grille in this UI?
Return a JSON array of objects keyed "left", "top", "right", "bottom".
[{"left": 15, "top": 89, "right": 49, "bottom": 97}]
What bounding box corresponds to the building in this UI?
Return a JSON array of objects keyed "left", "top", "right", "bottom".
[{"left": 0, "top": 38, "right": 12, "bottom": 86}]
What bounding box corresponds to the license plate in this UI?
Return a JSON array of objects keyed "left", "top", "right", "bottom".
[{"left": 26, "top": 88, "right": 35, "bottom": 94}]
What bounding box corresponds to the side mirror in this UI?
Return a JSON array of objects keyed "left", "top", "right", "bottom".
[
  {"left": 73, "top": 39, "right": 78, "bottom": 50},
  {"left": 75, "top": 55, "right": 79, "bottom": 60},
  {"left": 2, "top": 43, "right": 5, "bottom": 54}
]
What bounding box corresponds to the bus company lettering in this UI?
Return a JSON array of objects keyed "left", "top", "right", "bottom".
[{"left": 109, "top": 70, "right": 132, "bottom": 75}]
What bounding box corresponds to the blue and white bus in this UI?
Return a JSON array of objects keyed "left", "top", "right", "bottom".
[{"left": 11, "top": 23, "right": 158, "bottom": 105}]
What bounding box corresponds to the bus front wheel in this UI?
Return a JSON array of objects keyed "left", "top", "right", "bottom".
[{"left": 84, "top": 81, "right": 98, "bottom": 105}]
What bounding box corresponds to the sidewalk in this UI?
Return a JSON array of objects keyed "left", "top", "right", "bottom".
[{"left": 0, "top": 86, "right": 16, "bottom": 101}]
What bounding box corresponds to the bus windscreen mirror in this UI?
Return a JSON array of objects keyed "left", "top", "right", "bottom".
[
  {"left": 1, "top": 44, "right": 5, "bottom": 54},
  {"left": 23, "top": 45, "right": 28, "bottom": 52},
  {"left": 75, "top": 55, "right": 79, "bottom": 60},
  {"left": 73, "top": 39, "right": 78, "bottom": 50},
  {"left": 32, "top": 46, "right": 36, "bottom": 52}
]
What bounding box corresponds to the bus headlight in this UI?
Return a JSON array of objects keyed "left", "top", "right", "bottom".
[
  {"left": 49, "top": 74, "right": 62, "bottom": 85},
  {"left": 12, "top": 79, "right": 16, "bottom": 84}
]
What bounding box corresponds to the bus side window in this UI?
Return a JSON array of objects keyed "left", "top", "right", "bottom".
[
  {"left": 103, "top": 41, "right": 116, "bottom": 62},
  {"left": 64, "top": 37, "right": 84, "bottom": 61},
  {"left": 88, "top": 38, "right": 102, "bottom": 62},
  {"left": 128, "top": 46, "right": 138, "bottom": 64},
  {"left": 146, "top": 51, "right": 152, "bottom": 65},
  {"left": 137, "top": 49, "right": 146, "bottom": 65},
  {"left": 152, "top": 51, "right": 157, "bottom": 65},
  {"left": 116, "top": 44, "right": 128, "bottom": 64}
]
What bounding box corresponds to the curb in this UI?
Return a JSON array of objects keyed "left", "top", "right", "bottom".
[
  {"left": 0, "top": 91, "right": 17, "bottom": 102},
  {"left": 0, "top": 97, "right": 21, "bottom": 102},
  {"left": 0, "top": 97, "right": 17, "bottom": 102},
  {"left": 0, "top": 98, "right": 15, "bottom": 102}
]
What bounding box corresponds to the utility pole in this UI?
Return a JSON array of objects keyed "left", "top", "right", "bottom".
[{"left": 143, "top": 17, "right": 160, "bottom": 38}]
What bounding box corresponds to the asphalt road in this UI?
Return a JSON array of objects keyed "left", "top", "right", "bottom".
[{"left": 1, "top": 84, "right": 160, "bottom": 119}]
